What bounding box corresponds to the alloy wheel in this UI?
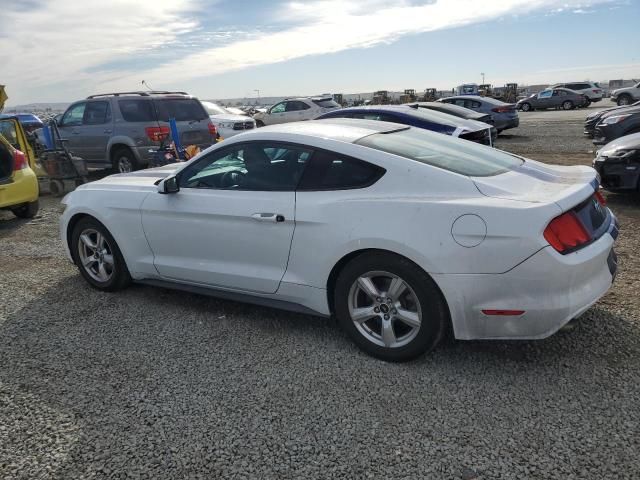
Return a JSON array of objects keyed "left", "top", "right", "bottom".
[
  {"left": 77, "top": 228, "right": 115, "bottom": 282},
  {"left": 348, "top": 271, "right": 422, "bottom": 348},
  {"left": 117, "top": 155, "right": 133, "bottom": 173}
]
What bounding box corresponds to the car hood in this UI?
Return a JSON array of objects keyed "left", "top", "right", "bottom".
[
  {"left": 473, "top": 158, "right": 597, "bottom": 212},
  {"left": 597, "top": 132, "right": 640, "bottom": 156},
  {"left": 79, "top": 164, "right": 181, "bottom": 191},
  {"left": 586, "top": 105, "right": 626, "bottom": 120},
  {"left": 209, "top": 113, "right": 252, "bottom": 123},
  {"left": 599, "top": 105, "right": 640, "bottom": 119}
]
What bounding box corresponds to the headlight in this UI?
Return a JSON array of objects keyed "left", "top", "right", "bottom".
[{"left": 601, "top": 114, "right": 631, "bottom": 125}]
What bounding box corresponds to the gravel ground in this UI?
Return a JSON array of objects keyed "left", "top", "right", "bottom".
[{"left": 1, "top": 110, "right": 639, "bottom": 479}]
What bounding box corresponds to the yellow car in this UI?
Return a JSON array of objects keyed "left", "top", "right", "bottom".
[{"left": 0, "top": 116, "right": 39, "bottom": 218}]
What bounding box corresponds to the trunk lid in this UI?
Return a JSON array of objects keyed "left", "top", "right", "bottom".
[{"left": 472, "top": 158, "right": 598, "bottom": 212}]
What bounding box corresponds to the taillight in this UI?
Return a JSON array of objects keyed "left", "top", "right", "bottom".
[
  {"left": 593, "top": 89, "right": 601, "bottom": 94},
  {"left": 544, "top": 211, "right": 591, "bottom": 253},
  {"left": 491, "top": 105, "right": 514, "bottom": 113},
  {"left": 595, "top": 190, "right": 607, "bottom": 206},
  {"left": 13, "top": 149, "right": 28, "bottom": 171},
  {"left": 145, "top": 126, "right": 170, "bottom": 142},
  {"left": 208, "top": 122, "right": 218, "bottom": 137}
]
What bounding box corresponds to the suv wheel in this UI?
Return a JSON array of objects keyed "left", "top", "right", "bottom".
[
  {"left": 617, "top": 95, "right": 632, "bottom": 106},
  {"left": 583, "top": 98, "right": 591, "bottom": 107},
  {"left": 71, "top": 217, "right": 131, "bottom": 291},
  {"left": 334, "top": 252, "right": 448, "bottom": 362},
  {"left": 112, "top": 147, "right": 140, "bottom": 173}
]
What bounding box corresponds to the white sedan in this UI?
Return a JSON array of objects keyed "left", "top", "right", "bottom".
[
  {"left": 201, "top": 101, "right": 255, "bottom": 138},
  {"left": 60, "top": 120, "right": 618, "bottom": 361}
]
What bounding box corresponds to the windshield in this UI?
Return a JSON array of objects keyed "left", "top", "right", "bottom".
[
  {"left": 202, "top": 101, "right": 229, "bottom": 116},
  {"left": 356, "top": 127, "right": 523, "bottom": 177},
  {"left": 313, "top": 98, "right": 341, "bottom": 109}
]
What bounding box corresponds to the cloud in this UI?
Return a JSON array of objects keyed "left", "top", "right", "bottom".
[
  {"left": 0, "top": 0, "right": 201, "bottom": 103},
  {"left": 103, "top": 0, "right": 614, "bottom": 91}
]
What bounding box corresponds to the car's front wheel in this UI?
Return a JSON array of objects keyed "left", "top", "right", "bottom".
[
  {"left": 71, "top": 217, "right": 131, "bottom": 291},
  {"left": 334, "top": 252, "right": 448, "bottom": 362},
  {"left": 255, "top": 120, "right": 265, "bottom": 127},
  {"left": 617, "top": 95, "right": 632, "bottom": 106},
  {"left": 520, "top": 102, "right": 532, "bottom": 112}
]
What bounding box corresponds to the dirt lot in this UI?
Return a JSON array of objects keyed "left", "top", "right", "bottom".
[{"left": 1, "top": 106, "right": 639, "bottom": 479}]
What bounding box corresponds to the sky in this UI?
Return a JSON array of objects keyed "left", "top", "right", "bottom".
[{"left": 1, "top": 0, "right": 638, "bottom": 106}]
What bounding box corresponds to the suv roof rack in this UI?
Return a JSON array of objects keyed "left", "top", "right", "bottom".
[{"left": 87, "top": 91, "right": 190, "bottom": 99}]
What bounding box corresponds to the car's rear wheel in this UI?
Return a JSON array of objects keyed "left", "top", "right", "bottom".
[
  {"left": 11, "top": 199, "right": 39, "bottom": 219},
  {"left": 583, "top": 98, "right": 591, "bottom": 107},
  {"left": 562, "top": 101, "right": 574, "bottom": 110},
  {"left": 255, "top": 120, "right": 265, "bottom": 128},
  {"left": 617, "top": 95, "right": 632, "bottom": 106},
  {"left": 334, "top": 252, "right": 448, "bottom": 362},
  {"left": 71, "top": 217, "right": 131, "bottom": 291},
  {"left": 520, "top": 102, "right": 531, "bottom": 112},
  {"left": 112, "top": 147, "right": 140, "bottom": 174}
]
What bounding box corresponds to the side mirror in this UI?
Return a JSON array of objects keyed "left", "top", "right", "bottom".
[{"left": 158, "top": 175, "right": 180, "bottom": 194}]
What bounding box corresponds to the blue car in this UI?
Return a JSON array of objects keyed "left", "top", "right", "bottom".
[{"left": 315, "top": 105, "right": 494, "bottom": 145}]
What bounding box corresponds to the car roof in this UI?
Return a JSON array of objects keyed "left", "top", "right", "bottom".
[
  {"left": 242, "top": 119, "right": 407, "bottom": 143},
  {"left": 442, "top": 95, "right": 508, "bottom": 106}
]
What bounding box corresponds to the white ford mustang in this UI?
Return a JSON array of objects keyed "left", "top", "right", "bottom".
[{"left": 60, "top": 119, "right": 618, "bottom": 361}]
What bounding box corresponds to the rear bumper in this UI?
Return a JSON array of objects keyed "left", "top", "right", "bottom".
[
  {"left": 593, "top": 159, "right": 640, "bottom": 191},
  {"left": 435, "top": 221, "right": 617, "bottom": 340},
  {"left": 495, "top": 116, "right": 519, "bottom": 130},
  {"left": 0, "top": 168, "right": 39, "bottom": 209}
]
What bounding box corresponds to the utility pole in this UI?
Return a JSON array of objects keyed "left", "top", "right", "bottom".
[
  {"left": 254, "top": 89, "right": 260, "bottom": 106},
  {"left": 481, "top": 72, "right": 485, "bottom": 85}
]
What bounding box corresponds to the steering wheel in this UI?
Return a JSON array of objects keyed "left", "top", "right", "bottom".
[{"left": 220, "top": 170, "right": 245, "bottom": 188}]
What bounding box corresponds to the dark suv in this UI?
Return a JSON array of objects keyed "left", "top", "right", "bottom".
[{"left": 57, "top": 91, "right": 216, "bottom": 172}]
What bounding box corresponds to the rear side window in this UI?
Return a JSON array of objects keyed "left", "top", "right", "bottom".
[
  {"left": 83, "top": 101, "right": 111, "bottom": 125},
  {"left": 356, "top": 127, "right": 523, "bottom": 177},
  {"left": 351, "top": 112, "right": 399, "bottom": 123},
  {"left": 118, "top": 100, "right": 156, "bottom": 122},
  {"left": 312, "top": 98, "right": 341, "bottom": 109},
  {"left": 155, "top": 98, "right": 208, "bottom": 122},
  {"left": 298, "top": 150, "right": 385, "bottom": 190}
]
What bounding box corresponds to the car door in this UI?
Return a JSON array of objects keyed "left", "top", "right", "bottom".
[
  {"left": 284, "top": 101, "right": 311, "bottom": 122},
  {"left": 266, "top": 102, "right": 287, "bottom": 125},
  {"left": 140, "top": 141, "right": 311, "bottom": 293},
  {"left": 57, "top": 102, "right": 87, "bottom": 157},
  {"left": 535, "top": 90, "right": 553, "bottom": 109},
  {"left": 74, "top": 100, "right": 113, "bottom": 163}
]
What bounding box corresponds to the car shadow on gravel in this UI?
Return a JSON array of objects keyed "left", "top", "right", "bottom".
[{"left": 1, "top": 277, "right": 638, "bottom": 478}]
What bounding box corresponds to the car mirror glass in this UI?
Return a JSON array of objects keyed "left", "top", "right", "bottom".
[{"left": 159, "top": 175, "right": 179, "bottom": 194}]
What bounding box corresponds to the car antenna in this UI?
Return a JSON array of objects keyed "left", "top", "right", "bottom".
[{"left": 141, "top": 80, "right": 154, "bottom": 91}]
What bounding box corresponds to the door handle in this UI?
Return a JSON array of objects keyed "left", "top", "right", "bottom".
[
  {"left": 252, "top": 213, "right": 285, "bottom": 222},
  {"left": 104, "top": 129, "right": 112, "bottom": 134}
]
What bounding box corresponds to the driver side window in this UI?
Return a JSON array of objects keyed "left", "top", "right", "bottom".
[
  {"left": 61, "top": 102, "right": 86, "bottom": 126},
  {"left": 270, "top": 102, "right": 286, "bottom": 114},
  {"left": 178, "top": 142, "right": 311, "bottom": 191}
]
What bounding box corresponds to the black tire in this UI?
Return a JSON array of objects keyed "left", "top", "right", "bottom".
[
  {"left": 562, "top": 100, "right": 574, "bottom": 110},
  {"left": 70, "top": 217, "right": 131, "bottom": 291},
  {"left": 112, "top": 147, "right": 140, "bottom": 174},
  {"left": 49, "top": 179, "right": 65, "bottom": 197},
  {"left": 520, "top": 103, "right": 531, "bottom": 112},
  {"left": 255, "top": 120, "right": 265, "bottom": 128},
  {"left": 12, "top": 199, "right": 39, "bottom": 219},
  {"left": 617, "top": 95, "right": 632, "bottom": 107},
  {"left": 583, "top": 98, "right": 591, "bottom": 108},
  {"left": 334, "top": 252, "right": 448, "bottom": 362}
]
